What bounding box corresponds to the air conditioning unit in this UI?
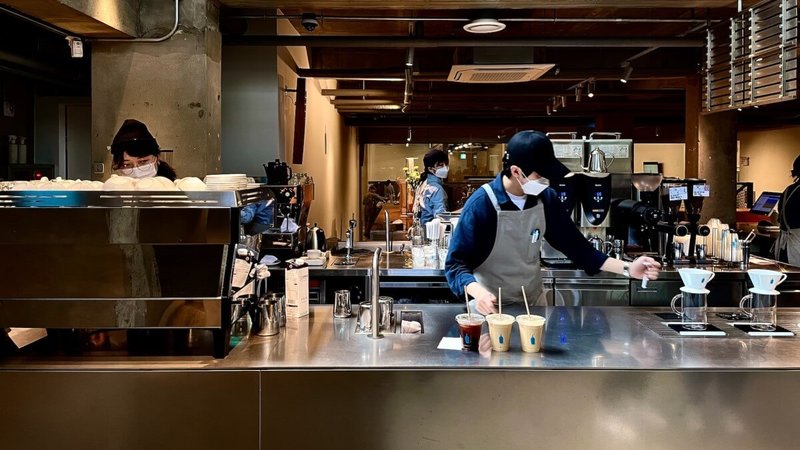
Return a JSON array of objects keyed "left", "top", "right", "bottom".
[{"left": 447, "top": 64, "right": 555, "bottom": 83}]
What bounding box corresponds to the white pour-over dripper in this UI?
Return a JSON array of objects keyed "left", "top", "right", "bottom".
[
  {"left": 678, "top": 268, "right": 715, "bottom": 291},
  {"left": 747, "top": 269, "right": 788, "bottom": 293}
]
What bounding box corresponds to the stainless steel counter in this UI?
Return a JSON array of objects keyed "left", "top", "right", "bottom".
[{"left": 6, "top": 305, "right": 800, "bottom": 371}]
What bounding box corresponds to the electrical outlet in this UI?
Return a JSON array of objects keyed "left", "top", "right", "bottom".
[
  {"left": 93, "top": 163, "right": 105, "bottom": 174},
  {"left": 3, "top": 101, "right": 14, "bottom": 117}
]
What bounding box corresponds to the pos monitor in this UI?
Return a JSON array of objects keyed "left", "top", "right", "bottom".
[{"left": 750, "top": 191, "right": 782, "bottom": 215}]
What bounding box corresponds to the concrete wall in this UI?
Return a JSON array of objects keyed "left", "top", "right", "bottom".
[
  {"left": 276, "top": 57, "right": 358, "bottom": 240},
  {"left": 634, "top": 143, "right": 685, "bottom": 178},
  {"left": 739, "top": 126, "right": 800, "bottom": 196},
  {"left": 91, "top": 0, "right": 221, "bottom": 180}
]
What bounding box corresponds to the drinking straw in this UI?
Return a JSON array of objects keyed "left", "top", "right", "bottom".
[
  {"left": 465, "top": 290, "right": 472, "bottom": 319},
  {"left": 521, "top": 286, "right": 531, "bottom": 317},
  {"left": 498, "top": 287, "right": 502, "bottom": 315}
]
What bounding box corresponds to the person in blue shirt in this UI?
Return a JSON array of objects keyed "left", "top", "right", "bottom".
[
  {"left": 445, "top": 130, "right": 661, "bottom": 314},
  {"left": 414, "top": 148, "right": 450, "bottom": 227},
  {"left": 241, "top": 200, "right": 274, "bottom": 235}
]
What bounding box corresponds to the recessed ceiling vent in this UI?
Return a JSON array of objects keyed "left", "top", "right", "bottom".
[{"left": 447, "top": 64, "right": 555, "bottom": 83}]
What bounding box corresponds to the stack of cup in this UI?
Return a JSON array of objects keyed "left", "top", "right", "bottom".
[{"left": 671, "top": 268, "right": 715, "bottom": 330}]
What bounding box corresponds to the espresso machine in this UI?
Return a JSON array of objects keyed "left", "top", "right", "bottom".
[{"left": 260, "top": 179, "right": 314, "bottom": 260}]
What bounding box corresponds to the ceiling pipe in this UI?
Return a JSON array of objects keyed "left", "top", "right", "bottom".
[
  {"left": 226, "top": 13, "right": 714, "bottom": 24},
  {"left": 223, "top": 35, "right": 705, "bottom": 48},
  {"left": 93, "top": 0, "right": 179, "bottom": 43}
]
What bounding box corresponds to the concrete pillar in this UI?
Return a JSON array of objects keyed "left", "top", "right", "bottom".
[
  {"left": 698, "top": 110, "right": 738, "bottom": 224},
  {"left": 221, "top": 20, "right": 281, "bottom": 177},
  {"left": 91, "top": 0, "right": 221, "bottom": 180},
  {"left": 684, "top": 75, "right": 700, "bottom": 178}
]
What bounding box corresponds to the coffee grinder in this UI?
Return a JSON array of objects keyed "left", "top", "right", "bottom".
[
  {"left": 684, "top": 178, "right": 711, "bottom": 263},
  {"left": 657, "top": 178, "right": 711, "bottom": 265},
  {"left": 619, "top": 173, "right": 664, "bottom": 253}
]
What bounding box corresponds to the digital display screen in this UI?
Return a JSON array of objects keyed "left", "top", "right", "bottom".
[{"left": 750, "top": 191, "right": 782, "bottom": 215}]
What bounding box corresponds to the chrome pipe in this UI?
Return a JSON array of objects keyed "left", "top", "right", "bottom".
[
  {"left": 384, "top": 209, "right": 392, "bottom": 252},
  {"left": 369, "top": 248, "right": 383, "bottom": 339}
]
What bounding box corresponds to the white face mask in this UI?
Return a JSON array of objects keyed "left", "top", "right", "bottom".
[
  {"left": 121, "top": 161, "right": 158, "bottom": 179},
  {"left": 517, "top": 172, "right": 549, "bottom": 196},
  {"left": 434, "top": 166, "right": 449, "bottom": 179}
]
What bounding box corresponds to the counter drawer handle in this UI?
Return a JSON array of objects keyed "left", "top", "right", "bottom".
[{"left": 635, "top": 288, "right": 659, "bottom": 293}]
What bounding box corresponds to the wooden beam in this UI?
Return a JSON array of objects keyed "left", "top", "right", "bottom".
[
  {"left": 221, "top": 1, "right": 754, "bottom": 9},
  {"left": 1, "top": 0, "right": 136, "bottom": 37}
]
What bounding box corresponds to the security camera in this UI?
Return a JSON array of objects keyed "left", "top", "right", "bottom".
[{"left": 301, "top": 13, "right": 319, "bottom": 32}]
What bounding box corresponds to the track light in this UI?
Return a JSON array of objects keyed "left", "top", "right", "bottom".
[
  {"left": 546, "top": 105, "right": 552, "bottom": 116},
  {"left": 405, "top": 48, "right": 414, "bottom": 68},
  {"left": 551, "top": 97, "right": 558, "bottom": 113},
  {"left": 407, "top": 127, "right": 412, "bottom": 142},
  {"left": 575, "top": 86, "right": 583, "bottom": 102},
  {"left": 560, "top": 95, "right": 567, "bottom": 109},
  {"left": 620, "top": 62, "right": 633, "bottom": 84},
  {"left": 587, "top": 79, "right": 595, "bottom": 98}
]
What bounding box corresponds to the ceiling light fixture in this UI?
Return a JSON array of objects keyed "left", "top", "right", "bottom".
[
  {"left": 620, "top": 62, "right": 633, "bottom": 84},
  {"left": 575, "top": 86, "right": 583, "bottom": 102},
  {"left": 463, "top": 18, "right": 506, "bottom": 34},
  {"left": 588, "top": 79, "right": 595, "bottom": 98},
  {"left": 546, "top": 105, "right": 552, "bottom": 116},
  {"left": 405, "top": 48, "right": 415, "bottom": 68},
  {"left": 407, "top": 127, "right": 412, "bottom": 142}
]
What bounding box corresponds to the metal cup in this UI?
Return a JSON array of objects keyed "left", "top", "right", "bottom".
[
  {"left": 254, "top": 295, "right": 280, "bottom": 336},
  {"left": 356, "top": 298, "right": 394, "bottom": 333},
  {"left": 333, "top": 290, "right": 352, "bottom": 318},
  {"left": 673, "top": 242, "right": 684, "bottom": 260}
]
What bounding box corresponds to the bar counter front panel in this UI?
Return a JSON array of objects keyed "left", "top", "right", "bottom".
[{"left": 4, "top": 306, "right": 800, "bottom": 449}]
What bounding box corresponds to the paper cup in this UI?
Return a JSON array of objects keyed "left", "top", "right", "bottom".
[
  {"left": 486, "top": 313, "right": 515, "bottom": 352},
  {"left": 516, "top": 314, "right": 546, "bottom": 353}
]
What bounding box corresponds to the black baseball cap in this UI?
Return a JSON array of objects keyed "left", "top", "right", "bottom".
[
  {"left": 110, "top": 119, "right": 159, "bottom": 156},
  {"left": 502, "top": 130, "right": 570, "bottom": 181}
]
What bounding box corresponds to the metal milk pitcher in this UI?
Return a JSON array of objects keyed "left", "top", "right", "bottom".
[{"left": 254, "top": 295, "right": 280, "bottom": 336}]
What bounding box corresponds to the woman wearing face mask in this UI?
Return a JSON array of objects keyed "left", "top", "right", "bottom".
[
  {"left": 413, "top": 148, "right": 451, "bottom": 228},
  {"left": 445, "top": 130, "right": 661, "bottom": 314},
  {"left": 109, "top": 119, "right": 177, "bottom": 181}
]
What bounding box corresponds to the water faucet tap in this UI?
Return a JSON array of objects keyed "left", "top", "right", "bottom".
[
  {"left": 384, "top": 209, "right": 393, "bottom": 253},
  {"left": 369, "top": 247, "right": 383, "bottom": 339}
]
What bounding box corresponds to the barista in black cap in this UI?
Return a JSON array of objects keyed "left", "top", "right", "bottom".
[
  {"left": 774, "top": 154, "right": 800, "bottom": 265},
  {"left": 445, "top": 130, "right": 661, "bottom": 314},
  {"left": 109, "top": 119, "right": 177, "bottom": 181}
]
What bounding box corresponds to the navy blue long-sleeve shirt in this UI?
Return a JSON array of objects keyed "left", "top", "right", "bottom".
[{"left": 444, "top": 173, "right": 608, "bottom": 297}]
